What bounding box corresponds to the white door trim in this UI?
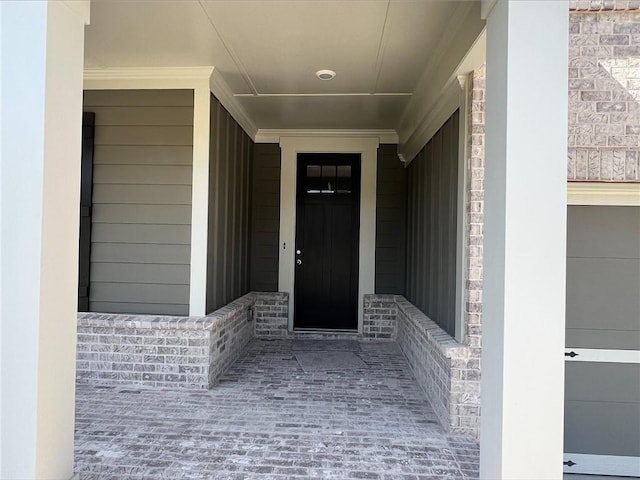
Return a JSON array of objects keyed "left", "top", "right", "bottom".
[
  {"left": 278, "top": 136, "right": 380, "bottom": 333},
  {"left": 563, "top": 453, "right": 640, "bottom": 477}
]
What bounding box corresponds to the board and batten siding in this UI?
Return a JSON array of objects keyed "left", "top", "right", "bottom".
[
  {"left": 405, "top": 110, "right": 459, "bottom": 337},
  {"left": 206, "top": 94, "right": 253, "bottom": 312},
  {"left": 375, "top": 144, "right": 407, "bottom": 295},
  {"left": 83, "top": 89, "right": 194, "bottom": 316},
  {"left": 249, "top": 144, "right": 281, "bottom": 292}
]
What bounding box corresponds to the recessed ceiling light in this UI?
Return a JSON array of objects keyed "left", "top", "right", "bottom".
[{"left": 316, "top": 69, "right": 336, "bottom": 81}]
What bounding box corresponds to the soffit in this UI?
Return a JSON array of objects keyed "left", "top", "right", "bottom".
[{"left": 84, "top": 0, "right": 478, "bottom": 133}]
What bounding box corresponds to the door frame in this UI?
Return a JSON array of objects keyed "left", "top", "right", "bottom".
[{"left": 278, "top": 137, "right": 379, "bottom": 333}]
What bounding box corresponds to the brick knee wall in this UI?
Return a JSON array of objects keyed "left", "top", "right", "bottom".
[
  {"left": 396, "top": 297, "right": 480, "bottom": 439},
  {"left": 77, "top": 292, "right": 261, "bottom": 389},
  {"left": 76, "top": 314, "right": 215, "bottom": 389},
  {"left": 254, "top": 292, "right": 290, "bottom": 338},
  {"left": 363, "top": 294, "right": 398, "bottom": 340},
  {"left": 207, "top": 293, "right": 256, "bottom": 385}
]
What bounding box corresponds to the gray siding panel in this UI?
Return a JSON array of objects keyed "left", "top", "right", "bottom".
[
  {"left": 91, "top": 224, "right": 190, "bottom": 245},
  {"left": 90, "top": 263, "right": 190, "bottom": 285},
  {"left": 205, "top": 94, "right": 253, "bottom": 312},
  {"left": 91, "top": 282, "right": 190, "bottom": 305},
  {"left": 405, "top": 111, "right": 459, "bottom": 336},
  {"left": 568, "top": 205, "right": 640, "bottom": 259},
  {"left": 565, "top": 362, "right": 640, "bottom": 457},
  {"left": 93, "top": 145, "right": 193, "bottom": 165},
  {"left": 94, "top": 126, "right": 193, "bottom": 146},
  {"left": 90, "top": 302, "right": 188, "bottom": 316},
  {"left": 375, "top": 144, "right": 407, "bottom": 295},
  {"left": 84, "top": 89, "right": 193, "bottom": 315},
  {"left": 85, "top": 106, "right": 194, "bottom": 126},
  {"left": 249, "top": 143, "right": 281, "bottom": 292},
  {"left": 91, "top": 243, "right": 190, "bottom": 265},
  {"left": 92, "top": 184, "right": 192, "bottom": 205},
  {"left": 93, "top": 165, "right": 192, "bottom": 185},
  {"left": 566, "top": 205, "right": 640, "bottom": 350},
  {"left": 92, "top": 204, "right": 192, "bottom": 225}
]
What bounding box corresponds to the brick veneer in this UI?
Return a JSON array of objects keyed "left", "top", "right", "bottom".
[
  {"left": 363, "top": 294, "right": 397, "bottom": 340},
  {"left": 253, "top": 292, "right": 290, "bottom": 338},
  {"left": 568, "top": 4, "right": 640, "bottom": 181},
  {"left": 77, "top": 293, "right": 257, "bottom": 389}
]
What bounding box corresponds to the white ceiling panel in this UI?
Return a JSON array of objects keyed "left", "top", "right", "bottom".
[
  {"left": 375, "top": 1, "right": 463, "bottom": 93},
  {"left": 200, "top": 0, "right": 389, "bottom": 94}
]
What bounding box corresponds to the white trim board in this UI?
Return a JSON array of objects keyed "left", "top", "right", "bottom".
[
  {"left": 564, "top": 348, "right": 640, "bottom": 364},
  {"left": 278, "top": 137, "right": 379, "bottom": 333},
  {"left": 256, "top": 129, "right": 398, "bottom": 144},
  {"left": 83, "top": 66, "right": 214, "bottom": 90},
  {"left": 568, "top": 182, "right": 640, "bottom": 206},
  {"left": 563, "top": 453, "right": 640, "bottom": 477}
]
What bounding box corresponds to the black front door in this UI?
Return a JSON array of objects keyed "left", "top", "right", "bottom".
[{"left": 294, "top": 153, "right": 360, "bottom": 329}]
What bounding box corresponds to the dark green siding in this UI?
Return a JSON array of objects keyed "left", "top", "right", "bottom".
[
  {"left": 206, "top": 94, "right": 253, "bottom": 312},
  {"left": 405, "top": 110, "right": 459, "bottom": 336},
  {"left": 249, "top": 144, "right": 281, "bottom": 292},
  {"left": 375, "top": 144, "right": 407, "bottom": 295}
]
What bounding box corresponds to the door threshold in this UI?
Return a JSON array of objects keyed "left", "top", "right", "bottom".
[{"left": 291, "top": 329, "right": 360, "bottom": 340}]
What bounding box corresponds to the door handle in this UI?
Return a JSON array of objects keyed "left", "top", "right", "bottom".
[{"left": 296, "top": 259, "right": 302, "bottom": 265}]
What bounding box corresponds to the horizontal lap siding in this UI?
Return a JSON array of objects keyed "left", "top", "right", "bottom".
[
  {"left": 249, "top": 144, "right": 281, "bottom": 292},
  {"left": 206, "top": 94, "right": 253, "bottom": 312},
  {"left": 84, "top": 89, "right": 194, "bottom": 315},
  {"left": 375, "top": 144, "right": 407, "bottom": 295},
  {"left": 405, "top": 111, "right": 459, "bottom": 337}
]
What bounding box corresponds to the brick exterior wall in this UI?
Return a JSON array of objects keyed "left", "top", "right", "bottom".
[
  {"left": 465, "top": 68, "right": 485, "bottom": 365},
  {"left": 253, "top": 292, "right": 290, "bottom": 338},
  {"left": 568, "top": 4, "right": 640, "bottom": 181},
  {"left": 363, "top": 294, "right": 397, "bottom": 340},
  {"left": 77, "top": 293, "right": 257, "bottom": 389}
]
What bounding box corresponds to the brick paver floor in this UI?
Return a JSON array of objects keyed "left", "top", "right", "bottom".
[{"left": 75, "top": 339, "right": 479, "bottom": 479}]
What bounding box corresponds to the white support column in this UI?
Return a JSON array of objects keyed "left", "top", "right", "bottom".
[
  {"left": 0, "top": 1, "right": 89, "bottom": 478},
  {"left": 480, "top": 1, "right": 568, "bottom": 479},
  {"left": 189, "top": 81, "right": 212, "bottom": 316}
]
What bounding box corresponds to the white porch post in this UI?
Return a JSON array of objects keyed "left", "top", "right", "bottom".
[
  {"left": 189, "top": 81, "right": 212, "bottom": 316},
  {"left": 480, "top": 1, "right": 568, "bottom": 479},
  {"left": 0, "top": 1, "right": 89, "bottom": 478}
]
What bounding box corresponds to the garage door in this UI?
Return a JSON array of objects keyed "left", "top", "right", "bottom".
[{"left": 564, "top": 205, "right": 640, "bottom": 477}]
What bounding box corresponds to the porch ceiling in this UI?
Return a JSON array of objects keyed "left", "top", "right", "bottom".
[{"left": 85, "top": 0, "right": 480, "bottom": 133}]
